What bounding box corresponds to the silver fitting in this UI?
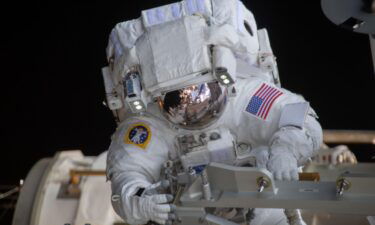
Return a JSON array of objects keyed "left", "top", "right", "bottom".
[
  {"left": 257, "top": 177, "right": 270, "bottom": 193},
  {"left": 336, "top": 178, "right": 351, "bottom": 196}
]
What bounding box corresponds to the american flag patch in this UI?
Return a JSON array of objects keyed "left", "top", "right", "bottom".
[{"left": 245, "top": 83, "right": 283, "bottom": 120}]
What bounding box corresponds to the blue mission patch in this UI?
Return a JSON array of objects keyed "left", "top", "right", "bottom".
[
  {"left": 125, "top": 123, "right": 152, "bottom": 149},
  {"left": 129, "top": 126, "right": 149, "bottom": 144}
]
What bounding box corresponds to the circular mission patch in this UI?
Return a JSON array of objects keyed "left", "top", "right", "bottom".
[{"left": 124, "top": 123, "right": 151, "bottom": 149}]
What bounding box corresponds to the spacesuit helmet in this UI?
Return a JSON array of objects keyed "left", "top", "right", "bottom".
[
  {"left": 103, "top": 0, "right": 263, "bottom": 123},
  {"left": 158, "top": 81, "right": 228, "bottom": 130}
]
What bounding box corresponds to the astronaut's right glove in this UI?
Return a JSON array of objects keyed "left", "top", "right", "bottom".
[
  {"left": 114, "top": 180, "right": 176, "bottom": 225},
  {"left": 267, "top": 147, "right": 299, "bottom": 181},
  {"left": 127, "top": 193, "right": 175, "bottom": 225}
]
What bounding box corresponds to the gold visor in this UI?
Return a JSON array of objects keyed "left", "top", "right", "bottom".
[{"left": 158, "top": 82, "right": 228, "bottom": 130}]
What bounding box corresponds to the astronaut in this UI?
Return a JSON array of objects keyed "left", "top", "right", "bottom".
[{"left": 103, "top": 0, "right": 323, "bottom": 225}]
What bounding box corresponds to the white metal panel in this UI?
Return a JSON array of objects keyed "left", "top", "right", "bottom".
[{"left": 38, "top": 184, "right": 78, "bottom": 225}]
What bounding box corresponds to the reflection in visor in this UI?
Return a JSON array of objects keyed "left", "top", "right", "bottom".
[{"left": 159, "top": 82, "right": 228, "bottom": 130}]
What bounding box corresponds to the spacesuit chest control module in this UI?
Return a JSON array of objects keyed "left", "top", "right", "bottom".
[{"left": 103, "top": 0, "right": 323, "bottom": 225}]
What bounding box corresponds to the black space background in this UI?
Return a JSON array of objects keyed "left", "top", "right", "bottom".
[{"left": 1, "top": 0, "right": 374, "bottom": 212}]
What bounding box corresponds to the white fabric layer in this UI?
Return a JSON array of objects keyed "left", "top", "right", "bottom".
[
  {"left": 250, "top": 208, "right": 289, "bottom": 225},
  {"left": 106, "top": 19, "right": 144, "bottom": 63},
  {"left": 137, "top": 15, "right": 212, "bottom": 94},
  {"left": 107, "top": 77, "right": 323, "bottom": 224},
  {"left": 267, "top": 147, "right": 299, "bottom": 181},
  {"left": 141, "top": 0, "right": 213, "bottom": 28},
  {"left": 213, "top": 46, "right": 237, "bottom": 81},
  {"left": 269, "top": 118, "right": 323, "bottom": 167},
  {"left": 107, "top": 118, "right": 175, "bottom": 224},
  {"left": 278, "top": 102, "right": 310, "bottom": 129},
  {"left": 211, "top": 0, "right": 260, "bottom": 65}
]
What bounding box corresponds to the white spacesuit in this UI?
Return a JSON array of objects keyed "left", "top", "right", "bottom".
[{"left": 103, "top": 0, "right": 323, "bottom": 225}]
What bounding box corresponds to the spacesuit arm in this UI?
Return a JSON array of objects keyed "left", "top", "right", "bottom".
[
  {"left": 106, "top": 120, "right": 171, "bottom": 223},
  {"left": 270, "top": 109, "right": 323, "bottom": 166},
  {"left": 268, "top": 106, "right": 323, "bottom": 180}
]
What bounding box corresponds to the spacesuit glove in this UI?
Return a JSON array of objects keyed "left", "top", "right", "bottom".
[
  {"left": 125, "top": 192, "right": 176, "bottom": 225},
  {"left": 143, "top": 180, "right": 171, "bottom": 196},
  {"left": 267, "top": 148, "right": 299, "bottom": 181},
  {"left": 251, "top": 146, "right": 269, "bottom": 169}
]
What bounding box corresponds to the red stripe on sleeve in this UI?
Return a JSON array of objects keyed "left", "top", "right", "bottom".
[{"left": 262, "top": 92, "right": 284, "bottom": 120}]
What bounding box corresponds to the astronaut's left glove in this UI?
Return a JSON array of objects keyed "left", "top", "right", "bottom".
[{"left": 267, "top": 146, "right": 299, "bottom": 181}]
